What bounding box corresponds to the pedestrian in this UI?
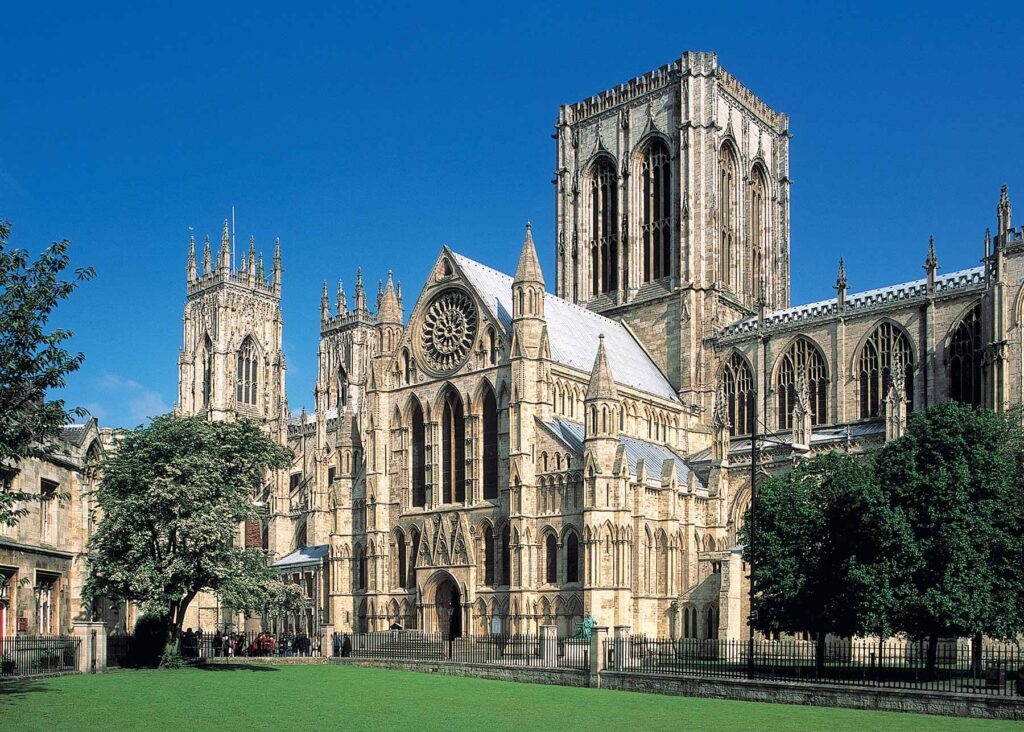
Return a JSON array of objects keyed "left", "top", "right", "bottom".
[
  {"left": 341, "top": 633, "right": 351, "bottom": 658},
  {"left": 332, "top": 632, "right": 341, "bottom": 658}
]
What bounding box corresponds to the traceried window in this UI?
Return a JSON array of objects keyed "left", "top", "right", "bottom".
[
  {"left": 565, "top": 531, "right": 580, "bottom": 584},
  {"left": 776, "top": 338, "right": 829, "bottom": 429},
  {"left": 441, "top": 388, "right": 465, "bottom": 504},
  {"left": 411, "top": 401, "right": 426, "bottom": 508},
  {"left": 749, "top": 165, "right": 769, "bottom": 302},
  {"left": 235, "top": 337, "right": 259, "bottom": 406},
  {"left": 338, "top": 366, "right": 348, "bottom": 409},
  {"left": 545, "top": 533, "right": 558, "bottom": 584},
  {"left": 720, "top": 353, "right": 754, "bottom": 436},
  {"left": 948, "top": 305, "right": 983, "bottom": 407},
  {"left": 719, "top": 143, "right": 739, "bottom": 292},
  {"left": 481, "top": 386, "right": 498, "bottom": 500},
  {"left": 200, "top": 335, "right": 213, "bottom": 407},
  {"left": 590, "top": 158, "right": 619, "bottom": 295},
  {"left": 641, "top": 140, "right": 672, "bottom": 283},
  {"left": 40, "top": 478, "right": 58, "bottom": 542},
  {"left": 858, "top": 322, "right": 914, "bottom": 418},
  {"left": 500, "top": 524, "right": 511, "bottom": 586},
  {"left": 396, "top": 531, "right": 407, "bottom": 590},
  {"left": 483, "top": 525, "right": 495, "bottom": 585},
  {"left": 35, "top": 573, "right": 58, "bottom": 634}
]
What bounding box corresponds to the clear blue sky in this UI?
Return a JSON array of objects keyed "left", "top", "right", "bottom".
[{"left": 5, "top": 2, "right": 1023, "bottom": 427}]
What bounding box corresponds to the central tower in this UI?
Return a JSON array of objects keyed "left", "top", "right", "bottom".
[{"left": 554, "top": 51, "right": 791, "bottom": 399}]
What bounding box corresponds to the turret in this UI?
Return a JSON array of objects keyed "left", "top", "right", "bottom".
[
  {"left": 354, "top": 268, "right": 367, "bottom": 313},
  {"left": 512, "top": 222, "right": 546, "bottom": 355},
  {"left": 584, "top": 335, "right": 620, "bottom": 458},
  {"left": 187, "top": 234, "right": 197, "bottom": 283},
  {"left": 377, "top": 271, "right": 403, "bottom": 325}
]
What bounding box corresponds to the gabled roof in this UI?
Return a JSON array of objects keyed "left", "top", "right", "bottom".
[
  {"left": 272, "top": 544, "right": 329, "bottom": 569},
  {"left": 540, "top": 418, "right": 701, "bottom": 486},
  {"left": 452, "top": 252, "right": 679, "bottom": 401},
  {"left": 716, "top": 266, "right": 985, "bottom": 339}
]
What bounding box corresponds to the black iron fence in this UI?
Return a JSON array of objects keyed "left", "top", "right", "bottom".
[
  {"left": 340, "top": 631, "right": 589, "bottom": 671},
  {"left": 0, "top": 636, "right": 80, "bottom": 677},
  {"left": 603, "top": 637, "right": 1024, "bottom": 697}
]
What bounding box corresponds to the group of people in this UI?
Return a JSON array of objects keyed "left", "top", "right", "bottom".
[{"left": 178, "top": 628, "right": 318, "bottom": 658}]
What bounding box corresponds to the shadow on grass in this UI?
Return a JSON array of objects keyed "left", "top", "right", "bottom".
[
  {"left": 0, "top": 678, "right": 52, "bottom": 706},
  {"left": 193, "top": 663, "right": 279, "bottom": 672}
]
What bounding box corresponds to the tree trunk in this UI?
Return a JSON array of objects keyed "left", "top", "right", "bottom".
[
  {"left": 815, "top": 631, "right": 826, "bottom": 678},
  {"left": 971, "top": 633, "right": 983, "bottom": 678},
  {"left": 926, "top": 633, "right": 939, "bottom": 681}
]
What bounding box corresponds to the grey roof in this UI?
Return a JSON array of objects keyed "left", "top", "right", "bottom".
[
  {"left": 453, "top": 252, "right": 679, "bottom": 401},
  {"left": 541, "top": 418, "right": 700, "bottom": 485},
  {"left": 717, "top": 266, "right": 985, "bottom": 338},
  {"left": 272, "top": 544, "right": 329, "bottom": 568},
  {"left": 688, "top": 422, "right": 886, "bottom": 463}
]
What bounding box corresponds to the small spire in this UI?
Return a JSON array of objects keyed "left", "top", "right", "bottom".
[
  {"left": 336, "top": 279, "right": 347, "bottom": 314},
  {"left": 272, "top": 237, "right": 282, "bottom": 290},
  {"left": 396, "top": 281, "right": 403, "bottom": 307},
  {"left": 187, "top": 234, "right": 197, "bottom": 283},
  {"left": 834, "top": 257, "right": 848, "bottom": 311},
  {"left": 586, "top": 334, "right": 619, "bottom": 402},
  {"left": 514, "top": 221, "right": 545, "bottom": 285},
  {"left": 321, "top": 280, "right": 329, "bottom": 321},
  {"left": 218, "top": 219, "right": 231, "bottom": 272},
  {"left": 355, "top": 268, "right": 366, "bottom": 312},
  {"left": 377, "top": 279, "right": 384, "bottom": 309},
  {"left": 997, "top": 184, "right": 1012, "bottom": 236},
  {"left": 924, "top": 235, "right": 939, "bottom": 293},
  {"left": 203, "top": 235, "right": 212, "bottom": 275},
  {"left": 257, "top": 251, "right": 265, "bottom": 281},
  {"left": 247, "top": 234, "right": 256, "bottom": 274},
  {"left": 378, "top": 270, "right": 402, "bottom": 323}
]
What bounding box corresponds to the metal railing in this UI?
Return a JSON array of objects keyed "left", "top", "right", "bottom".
[
  {"left": 341, "top": 631, "right": 589, "bottom": 671},
  {"left": 603, "top": 637, "right": 1024, "bottom": 697},
  {"left": 0, "top": 636, "right": 80, "bottom": 677}
]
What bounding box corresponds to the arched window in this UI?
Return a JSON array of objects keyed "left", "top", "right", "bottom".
[
  {"left": 641, "top": 139, "right": 672, "bottom": 283},
  {"left": 235, "top": 336, "right": 259, "bottom": 405},
  {"left": 720, "top": 352, "right": 754, "bottom": 436},
  {"left": 719, "top": 144, "right": 739, "bottom": 292},
  {"left": 407, "top": 528, "right": 420, "bottom": 588},
  {"left": 442, "top": 388, "right": 465, "bottom": 503},
  {"left": 483, "top": 525, "right": 495, "bottom": 585},
  {"left": 500, "top": 524, "right": 511, "bottom": 586},
  {"left": 545, "top": 533, "right": 558, "bottom": 584},
  {"left": 354, "top": 544, "right": 365, "bottom": 591},
  {"left": 749, "top": 165, "right": 769, "bottom": 302},
  {"left": 590, "top": 158, "right": 619, "bottom": 295},
  {"left": 338, "top": 366, "right": 348, "bottom": 409},
  {"left": 485, "top": 327, "right": 498, "bottom": 365},
  {"left": 401, "top": 350, "right": 411, "bottom": 385},
  {"left": 199, "top": 335, "right": 213, "bottom": 408},
  {"left": 411, "top": 401, "right": 426, "bottom": 508},
  {"left": 776, "top": 338, "right": 829, "bottom": 429},
  {"left": 565, "top": 531, "right": 580, "bottom": 583},
  {"left": 482, "top": 386, "right": 499, "bottom": 500},
  {"left": 949, "top": 305, "right": 983, "bottom": 406},
  {"left": 396, "top": 531, "right": 407, "bottom": 590},
  {"left": 859, "top": 322, "right": 914, "bottom": 418}
]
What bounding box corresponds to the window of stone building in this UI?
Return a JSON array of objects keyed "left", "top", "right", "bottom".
[
  {"left": 545, "top": 533, "right": 558, "bottom": 584},
  {"left": 749, "top": 165, "right": 769, "bottom": 302},
  {"left": 401, "top": 350, "right": 411, "bottom": 385},
  {"left": 35, "top": 572, "right": 59, "bottom": 635},
  {"left": 337, "top": 366, "right": 348, "bottom": 409},
  {"left": 482, "top": 386, "right": 498, "bottom": 500},
  {"left": 441, "top": 389, "right": 465, "bottom": 504},
  {"left": 776, "top": 338, "right": 829, "bottom": 429},
  {"left": 353, "top": 544, "right": 365, "bottom": 591},
  {"left": 200, "top": 335, "right": 213, "bottom": 408},
  {"left": 411, "top": 401, "right": 426, "bottom": 508},
  {"left": 485, "top": 327, "right": 498, "bottom": 365},
  {"left": 565, "top": 532, "right": 580, "bottom": 584},
  {"left": 720, "top": 353, "right": 754, "bottom": 436},
  {"left": 483, "top": 525, "right": 495, "bottom": 586},
  {"left": 948, "top": 305, "right": 983, "bottom": 406},
  {"left": 719, "top": 143, "right": 739, "bottom": 293},
  {"left": 407, "top": 528, "right": 420, "bottom": 589},
  {"left": 396, "top": 530, "right": 407, "bottom": 590},
  {"left": 39, "top": 479, "right": 59, "bottom": 542},
  {"left": 235, "top": 337, "right": 259, "bottom": 406},
  {"left": 641, "top": 139, "right": 672, "bottom": 283},
  {"left": 500, "top": 525, "right": 511, "bottom": 586},
  {"left": 589, "top": 158, "right": 619, "bottom": 295},
  {"left": 858, "top": 322, "right": 914, "bottom": 418}
]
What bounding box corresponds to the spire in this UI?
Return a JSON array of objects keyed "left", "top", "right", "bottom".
[
  {"left": 834, "top": 258, "right": 848, "bottom": 311},
  {"left": 998, "top": 184, "right": 1012, "bottom": 236},
  {"left": 514, "top": 221, "right": 545, "bottom": 285},
  {"left": 354, "top": 268, "right": 366, "bottom": 313},
  {"left": 187, "top": 234, "right": 197, "bottom": 283},
  {"left": 271, "top": 236, "right": 282, "bottom": 291},
  {"left": 376, "top": 279, "right": 384, "bottom": 310},
  {"left": 378, "top": 270, "right": 402, "bottom": 324},
  {"left": 218, "top": 219, "right": 231, "bottom": 273},
  {"left": 257, "top": 251, "right": 265, "bottom": 282},
  {"left": 203, "top": 235, "right": 212, "bottom": 275},
  {"left": 586, "top": 335, "right": 619, "bottom": 402},
  {"left": 924, "top": 235, "right": 939, "bottom": 293},
  {"left": 247, "top": 235, "right": 256, "bottom": 276},
  {"left": 336, "top": 279, "right": 347, "bottom": 314},
  {"left": 321, "top": 280, "right": 329, "bottom": 321}
]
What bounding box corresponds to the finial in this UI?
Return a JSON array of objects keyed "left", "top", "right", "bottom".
[
  {"left": 321, "top": 279, "right": 329, "bottom": 320},
  {"left": 337, "top": 279, "right": 347, "bottom": 314},
  {"left": 218, "top": 219, "right": 231, "bottom": 272},
  {"left": 998, "top": 183, "right": 1012, "bottom": 236},
  {"left": 271, "top": 237, "right": 282, "bottom": 290},
  {"left": 203, "top": 235, "right": 212, "bottom": 275},
  {"left": 924, "top": 235, "right": 939, "bottom": 293},
  {"left": 834, "top": 258, "right": 848, "bottom": 311},
  {"left": 257, "top": 252, "right": 265, "bottom": 281},
  {"left": 187, "top": 233, "right": 197, "bottom": 283}
]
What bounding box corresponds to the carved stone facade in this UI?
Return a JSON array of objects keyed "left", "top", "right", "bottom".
[{"left": 174, "top": 52, "right": 1024, "bottom": 641}]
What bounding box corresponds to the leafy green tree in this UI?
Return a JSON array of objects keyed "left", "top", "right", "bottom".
[
  {"left": 84, "top": 414, "right": 304, "bottom": 663},
  {"left": 742, "top": 450, "right": 903, "bottom": 674},
  {"left": 0, "top": 220, "right": 94, "bottom": 526},
  {"left": 873, "top": 402, "right": 1024, "bottom": 676}
]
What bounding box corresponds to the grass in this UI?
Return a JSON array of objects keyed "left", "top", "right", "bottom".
[{"left": 2, "top": 665, "right": 1021, "bottom": 731}]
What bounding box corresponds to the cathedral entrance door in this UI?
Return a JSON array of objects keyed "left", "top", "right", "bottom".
[{"left": 435, "top": 576, "right": 462, "bottom": 639}]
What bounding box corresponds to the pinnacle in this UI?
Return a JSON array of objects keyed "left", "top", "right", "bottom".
[
  {"left": 586, "top": 334, "right": 618, "bottom": 401},
  {"left": 514, "top": 221, "right": 545, "bottom": 285}
]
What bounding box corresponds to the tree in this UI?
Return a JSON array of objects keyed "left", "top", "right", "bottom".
[
  {"left": 0, "top": 220, "right": 94, "bottom": 526},
  {"left": 84, "top": 414, "right": 302, "bottom": 663},
  {"left": 742, "top": 450, "right": 900, "bottom": 675},
  {"left": 873, "top": 401, "right": 1024, "bottom": 677}
]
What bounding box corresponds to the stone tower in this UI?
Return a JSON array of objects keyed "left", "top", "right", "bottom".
[{"left": 553, "top": 51, "right": 791, "bottom": 405}]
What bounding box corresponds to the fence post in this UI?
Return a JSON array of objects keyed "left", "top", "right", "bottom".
[
  {"left": 541, "top": 625, "right": 559, "bottom": 667},
  {"left": 613, "top": 626, "right": 630, "bottom": 671},
  {"left": 73, "top": 621, "right": 108, "bottom": 674},
  {"left": 589, "top": 626, "right": 608, "bottom": 688}
]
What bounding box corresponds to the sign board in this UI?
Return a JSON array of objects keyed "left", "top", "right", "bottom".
[{"left": 17, "top": 617, "right": 28, "bottom": 632}]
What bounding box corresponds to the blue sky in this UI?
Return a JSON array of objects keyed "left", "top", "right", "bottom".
[{"left": 4, "top": 2, "right": 1023, "bottom": 427}]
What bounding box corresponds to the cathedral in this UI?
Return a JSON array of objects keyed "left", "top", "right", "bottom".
[{"left": 174, "top": 51, "right": 1024, "bottom": 642}]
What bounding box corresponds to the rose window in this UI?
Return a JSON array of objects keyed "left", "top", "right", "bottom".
[{"left": 421, "top": 290, "right": 477, "bottom": 372}]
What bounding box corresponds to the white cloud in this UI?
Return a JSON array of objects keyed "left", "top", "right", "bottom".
[{"left": 93, "top": 372, "right": 170, "bottom": 427}]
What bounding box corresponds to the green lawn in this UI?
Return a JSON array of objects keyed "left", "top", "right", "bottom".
[{"left": 2, "top": 665, "right": 1020, "bottom": 731}]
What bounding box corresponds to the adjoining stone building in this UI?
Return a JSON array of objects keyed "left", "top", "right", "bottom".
[{"left": 173, "top": 51, "right": 1024, "bottom": 641}]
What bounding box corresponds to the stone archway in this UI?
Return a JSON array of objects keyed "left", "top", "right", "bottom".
[{"left": 435, "top": 575, "right": 462, "bottom": 639}]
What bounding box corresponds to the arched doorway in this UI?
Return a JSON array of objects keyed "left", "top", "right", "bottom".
[{"left": 435, "top": 575, "right": 462, "bottom": 639}]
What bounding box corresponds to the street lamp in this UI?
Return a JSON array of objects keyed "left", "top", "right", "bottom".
[{"left": 746, "top": 389, "right": 809, "bottom": 680}]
